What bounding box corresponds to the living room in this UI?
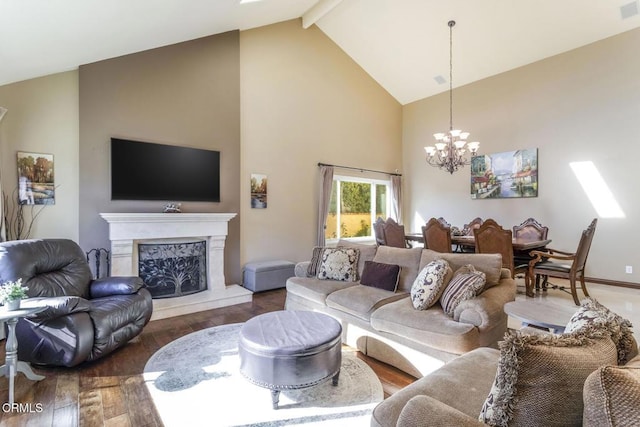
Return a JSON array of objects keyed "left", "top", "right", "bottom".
[{"left": 0, "top": 1, "right": 639, "bottom": 425}]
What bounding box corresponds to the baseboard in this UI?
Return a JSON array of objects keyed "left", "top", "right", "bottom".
[{"left": 585, "top": 277, "right": 640, "bottom": 290}]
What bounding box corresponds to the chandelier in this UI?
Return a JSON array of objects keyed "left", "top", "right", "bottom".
[{"left": 424, "top": 20, "right": 479, "bottom": 174}]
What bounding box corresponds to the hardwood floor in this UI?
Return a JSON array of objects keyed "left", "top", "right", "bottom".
[{"left": 0, "top": 289, "right": 416, "bottom": 426}]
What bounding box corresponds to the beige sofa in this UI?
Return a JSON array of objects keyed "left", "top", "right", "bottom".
[
  {"left": 285, "top": 242, "right": 516, "bottom": 377},
  {"left": 371, "top": 324, "right": 640, "bottom": 426}
]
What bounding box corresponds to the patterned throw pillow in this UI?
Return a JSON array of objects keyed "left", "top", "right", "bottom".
[
  {"left": 439, "top": 265, "right": 486, "bottom": 317},
  {"left": 565, "top": 297, "right": 637, "bottom": 364},
  {"left": 479, "top": 329, "right": 618, "bottom": 427},
  {"left": 360, "top": 261, "right": 401, "bottom": 292},
  {"left": 307, "top": 246, "right": 325, "bottom": 277},
  {"left": 316, "top": 248, "right": 360, "bottom": 282},
  {"left": 410, "top": 259, "right": 452, "bottom": 310}
]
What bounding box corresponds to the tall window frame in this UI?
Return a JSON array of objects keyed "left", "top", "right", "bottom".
[{"left": 325, "top": 174, "right": 392, "bottom": 243}]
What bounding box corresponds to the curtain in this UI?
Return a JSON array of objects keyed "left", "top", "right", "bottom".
[
  {"left": 0, "top": 107, "right": 7, "bottom": 242},
  {"left": 390, "top": 175, "right": 402, "bottom": 224},
  {"left": 316, "top": 165, "right": 334, "bottom": 247}
]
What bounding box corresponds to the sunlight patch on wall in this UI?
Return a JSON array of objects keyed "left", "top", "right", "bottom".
[
  {"left": 570, "top": 161, "right": 625, "bottom": 218},
  {"left": 413, "top": 211, "right": 426, "bottom": 233}
]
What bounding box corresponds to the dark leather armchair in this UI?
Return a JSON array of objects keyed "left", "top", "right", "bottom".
[{"left": 0, "top": 239, "right": 153, "bottom": 367}]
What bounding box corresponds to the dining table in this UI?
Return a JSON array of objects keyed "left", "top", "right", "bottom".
[{"left": 404, "top": 233, "right": 552, "bottom": 252}]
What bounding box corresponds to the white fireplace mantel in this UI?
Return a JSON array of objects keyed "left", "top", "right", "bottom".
[{"left": 100, "top": 213, "right": 252, "bottom": 320}]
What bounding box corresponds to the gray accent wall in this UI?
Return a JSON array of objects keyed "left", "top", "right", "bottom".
[{"left": 78, "top": 31, "right": 241, "bottom": 283}]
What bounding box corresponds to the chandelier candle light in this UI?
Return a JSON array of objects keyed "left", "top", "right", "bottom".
[{"left": 424, "top": 20, "right": 479, "bottom": 174}]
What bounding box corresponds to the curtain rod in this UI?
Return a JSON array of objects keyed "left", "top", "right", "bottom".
[{"left": 317, "top": 162, "right": 402, "bottom": 177}]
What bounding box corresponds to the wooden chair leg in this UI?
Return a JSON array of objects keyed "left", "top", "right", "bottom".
[
  {"left": 569, "top": 277, "right": 580, "bottom": 305},
  {"left": 580, "top": 274, "right": 590, "bottom": 298}
]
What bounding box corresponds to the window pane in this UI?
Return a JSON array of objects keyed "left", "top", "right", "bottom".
[
  {"left": 340, "top": 182, "right": 371, "bottom": 237},
  {"left": 376, "top": 184, "right": 387, "bottom": 218},
  {"left": 325, "top": 181, "right": 338, "bottom": 240}
]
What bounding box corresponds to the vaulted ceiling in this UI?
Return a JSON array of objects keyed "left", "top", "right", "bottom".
[{"left": 1, "top": 0, "right": 639, "bottom": 105}]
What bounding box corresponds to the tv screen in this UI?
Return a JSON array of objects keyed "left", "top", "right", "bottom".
[{"left": 111, "top": 138, "right": 220, "bottom": 202}]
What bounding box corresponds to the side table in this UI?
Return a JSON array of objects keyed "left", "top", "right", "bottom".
[
  {"left": 504, "top": 300, "right": 577, "bottom": 334},
  {"left": 0, "top": 306, "right": 46, "bottom": 406}
]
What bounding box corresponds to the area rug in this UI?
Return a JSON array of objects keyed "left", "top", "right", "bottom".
[{"left": 143, "top": 323, "right": 383, "bottom": 426}]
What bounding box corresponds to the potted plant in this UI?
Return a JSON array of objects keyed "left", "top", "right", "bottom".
[{"left": 0, "top": 278, "right": 29, "bottom": 311}]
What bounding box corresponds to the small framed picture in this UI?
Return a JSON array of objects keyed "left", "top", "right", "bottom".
[
  {"left": 17, "top": 151, "right": 55, "bottom": 205},
  {"left": 250, "top": 173, "right": 267, "bottom": 209}
]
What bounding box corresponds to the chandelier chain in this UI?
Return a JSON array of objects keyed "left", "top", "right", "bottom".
[{"left": 449, "top": 20, "right": 454, "bottom": 131}]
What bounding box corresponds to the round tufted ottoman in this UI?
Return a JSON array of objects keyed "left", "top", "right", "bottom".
[{"left": 238, "top": 310, "right": 342, "bottom": 409}]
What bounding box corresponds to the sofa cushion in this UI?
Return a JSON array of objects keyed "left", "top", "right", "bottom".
[
  {"left": 373, "top": 246, "right": 423, "bottom": 293},
  {"left": 478, "top": 329, "right": 618, "bottom": 427},
  {"left": 371, "top": 347, "right": 500, "bottom": 427},
  {"left": 410, "top": 259, "right": 452, "bottom": 310},
  {"left": 440, "top": 266, "right": 486, "bottom": 317},
  {"left": 337, "top": 240, "right": 377, "bottom": 279},
  {"left": 326, "top": 285, "right": 407, "bottom": 321},
  {"left": 583, "top": 358, "right": 640, "bottom": 427},
  {"left": 360, "top": 261, "right": 401, "bottom": 292},
  {"left": 420, "top": 249, "right": 502, "bottom": 289},
  {"left": 565, "top": 297, "right": 637, "bottom": 364},
  {"left": 317, "top": 248, "right": 359, "bottom": 282},
  {"left": 286, "top": 276, "right": 357, "bottom": 305},
  {"left": 370, "top": 298, "right": 480, "bottom": 354}
]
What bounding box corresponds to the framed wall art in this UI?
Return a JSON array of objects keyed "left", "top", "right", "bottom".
[
  {"left": 250, "top": 173, "right": 267, "bottom": 209},
  {"left": 470, "top": 148, "right": 538, "bottom": 199},
  {"left": 17, "top": 151, "right": 55, "bottom": 205}
]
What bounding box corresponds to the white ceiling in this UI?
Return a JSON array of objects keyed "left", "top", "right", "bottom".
[{"left": 1, "top": 0, "right": 639, "bottom": 105}]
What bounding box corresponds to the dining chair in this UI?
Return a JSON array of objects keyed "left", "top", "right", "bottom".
[
  {"left": 421, "top": 217, "right": 453, "bottom": 253},
  {"left": 512, "top": 218, "right": 549, "bottom": 265},
  {"left": 373, "top": 217, "right": 387, "bottom": 246},
  {"left": 526, "top": 218, "right": 597, "bottom": 305},
  {"left": 474, "top": 218, "right": 527, "bottom": 278},
  {"left": 459, "top": 217, "right": 483, "bottom": 252},
  {"left": 380, "top": 217, "right": 408, "bottom": 248}
]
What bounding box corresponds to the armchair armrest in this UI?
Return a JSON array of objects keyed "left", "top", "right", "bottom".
[
  {"left": 397, "top": 395, "right": 484, "bottom": 427},
  {"left": 22, "top": 296, "right": 92, "bottom": 322},
  {"left": 89, "top": 276, "right": 145, "bottom": 299}
]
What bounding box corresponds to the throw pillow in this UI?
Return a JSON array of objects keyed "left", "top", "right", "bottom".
[
  {"left": 410, "top": 259, "right": 452, "bottom": 310},
  {"left": 360, "top": 261, "right": 401, "bottom": 292},
  {"left": 478, "top": 329, "right": 618, "bottom": 427},
  {"left": 316, "top": 248, "right": 360, "bottom": 282},
  {"left": 307, "top": 246, "right": 324, "bottom": 277},
  {"left": 439, "top": 265, "right": 486, "bottom": 317},
  {"left": 565, "top": 297, "right": 637, "bottom": 364}
]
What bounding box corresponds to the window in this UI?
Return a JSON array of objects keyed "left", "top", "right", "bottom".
[{"left": 325, "top": 175, "right": 391, "bottom": 241}]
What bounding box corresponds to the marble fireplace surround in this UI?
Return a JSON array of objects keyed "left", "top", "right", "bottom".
[{"left": 100, "top": 213, "right": 252, "bottom": 320}]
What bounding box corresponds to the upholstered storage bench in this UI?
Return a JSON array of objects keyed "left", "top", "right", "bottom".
[{"left": 243, "top": 260, "right": 295, "bottom": 292}]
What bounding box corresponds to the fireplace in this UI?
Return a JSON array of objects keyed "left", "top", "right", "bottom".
[
  {"left": 138, "top": 240, "right": 207, "bottom": 298},
  {"left": 100, "top": 213, "right": 252, "bottom": 320}
]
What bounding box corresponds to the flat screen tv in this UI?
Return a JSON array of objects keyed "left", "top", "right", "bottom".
[{"left": 111, "top": 138, "right": 220, "bottom": 202}]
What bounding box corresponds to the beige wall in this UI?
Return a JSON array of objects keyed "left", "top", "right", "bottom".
[
  {"left": 240, "top": 20, "right": 402, "bottom": 265},
  {"left": 0, "top": 71, "right": 80, "bottom": 241},
  {"left": 403, "top": 28, "right": 640, "bottom": 283},
  {"left": 79, "top": 32, "right": 242, "bottom": 283}
]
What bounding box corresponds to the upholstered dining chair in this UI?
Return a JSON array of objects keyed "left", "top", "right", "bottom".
[
  {"left": 380, "top": 217, "right": 408, "bottom": 248},
  {"left": 373, "top": 217, "right": 387, "bottom": 246},
  {"left": 459, "top": 217, "right": 483, "bottom": 252},
  {"left": 527, "top": 218, "right": 597, "bottom": 305},
  {"left": 512, "top": 218, "right": 549, "bottom": 265},
  {"left": 421, "top": 217, "right": 453, "bottom": 253},
  {"left": 474, "top": 219, "right": 527, "bottom": 278}
]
